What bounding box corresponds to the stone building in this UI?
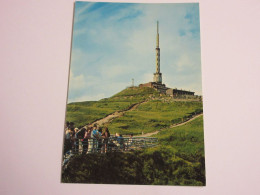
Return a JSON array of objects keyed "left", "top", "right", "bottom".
[
  {"left": 139, "top": 82, "right": 168, "bottom": 94},
  {"left": 166, "top": 88, "right": 195, "bottom": 97},
  {"left": 139, "top": 21, "right": 195, "bottom": 97}
]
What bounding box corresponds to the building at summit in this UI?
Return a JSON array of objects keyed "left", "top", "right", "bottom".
[{"left": 139, "top": 21, "right": 195, "bottom": 97}]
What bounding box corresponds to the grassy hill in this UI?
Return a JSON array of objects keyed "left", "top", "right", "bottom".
[
  {"left": 154, "top": 115, "right": 205, "bottom": 163},
  {"left": 66, "top": 87, "right": 161, "bottom": 127},
  {"left": 66, "top": 87, "right": 202, "bottom": 130},
  {"left": 108, "top": 100, "right": 202, "bottom": 135},
  {"left": 111, "top": 86, "right": 160, "bottom": 100},
  {"left": 63, "top": 86, "right": 205, "bottom": 185},
  {"left": 66, "top": 101, "right": 132, "bottom": 127}
]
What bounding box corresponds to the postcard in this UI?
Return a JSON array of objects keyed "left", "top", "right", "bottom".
[{"left": 62, "top": 1, "right": 205, "bottom": 186}]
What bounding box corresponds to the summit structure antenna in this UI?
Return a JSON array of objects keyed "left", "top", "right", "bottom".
[{"left": 153, "top": 21, "right": 162, "bottom": 83}]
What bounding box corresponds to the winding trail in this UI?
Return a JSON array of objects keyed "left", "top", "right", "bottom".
[
  {"left": 84, "top": 101, "right": 146, "bottom": 128},
  {"left": 83, "top": 99, "right": 203, "bottom": 138},
  {"left": 136, "top": 113, "right": 203, "bottom": 137}
]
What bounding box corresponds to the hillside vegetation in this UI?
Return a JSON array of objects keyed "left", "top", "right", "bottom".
[
  {"left": 66, "top": 101, "right": 132, "bottom": 127},
  {"left": 66, "top": 87, "right": 202, "bottom": 130},
  {"left": 108, "top": 100, "right": 202, "bottom": 135},
  {"left": 63, "top": 87, "right": 205, "bottom": 185},
  {"left": 62, "top": 116, "right": 205, "bottom": 185},
  {"left": 66, "top": 87, "right": 161, "bottom": 127},
  {"left": 111, "top": 86, "right": 160, "bottom": 100}
]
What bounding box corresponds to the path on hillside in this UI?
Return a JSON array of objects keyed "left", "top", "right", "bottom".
[
  {"left": 84, "top": 101, "right": 146, "bottom": 128},
  {"left": 136, "top": 113, "right": 203, "bottom": 137}
]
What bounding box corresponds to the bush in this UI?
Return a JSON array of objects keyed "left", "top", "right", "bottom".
[{"left": 62, "top": 144, "right": 205, "bottom": 186}]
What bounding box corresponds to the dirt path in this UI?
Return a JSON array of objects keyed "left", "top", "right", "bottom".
[
  {"left": 83, "top": 100, "right": 203, "bottom": 138},
  {"left": 84, "top": 101, "right": 146, "bottom": 128},
  {"left": 136, "top": 113, "right": 203, "bottom": 137},
  {"left": 169, "top": 113, "right": 203, "bottom": 128}
]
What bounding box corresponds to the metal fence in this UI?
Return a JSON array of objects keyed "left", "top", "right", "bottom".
[{"left": 63, "top": 136, "right": 158, "bottom": 165}]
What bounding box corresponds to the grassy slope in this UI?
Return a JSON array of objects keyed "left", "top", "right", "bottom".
[
  {"left": 65, "top": 87, "right": 161, "bottom": 127},
  {"left": 66, "top": 101, "right": 132, "bottom": 127},
  {"left": 154, "top": 115, "right": 205, "bottom": 162},
  {"left": 112, "top": 86, "right": 160, "bottom": 98},
  {"left": 107, "top": 100, "right": 203, "bottom": 135},
  {"left": 142, "top": 115, "right": 205, "bottom": 185},
  {"left": 63, "top": 87, "right": 205, "bottom": 185},
  {"left": 66, "top": 87, "right": 203, "bottom": 133}
]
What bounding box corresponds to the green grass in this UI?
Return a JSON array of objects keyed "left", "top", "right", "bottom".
[
  {"left": 112, "top": 87, "right": 160, "bottom": 98},
  {"left": 154, "top": 115, "right": 205, "bottom": 163},
  {"left": 63, "top": 87, "right": 205, "bottom": 185},
  {"left": 107, "top": 101, "right": 203, "bottom": 135},
  {"left": 65, "top": 87, "right": 161, "bottom": 127},
  {"left": 62, "top": 116, "right": 205, "bottom": 185},
  {"left": 66, "top": 101, "right": 134, "bottom": 127}
]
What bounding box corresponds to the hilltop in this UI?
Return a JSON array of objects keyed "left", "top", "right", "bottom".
[
  {"left": 66, "top": 87, "right": 203, "bottom": 134},
  {"left": 111, "top": 87, "right": 160, "bottom": 99}
]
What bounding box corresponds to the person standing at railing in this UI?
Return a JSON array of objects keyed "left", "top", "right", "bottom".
[
  {"left": 82, "top": 127, "right": 90, "bottom": 154},
  {"left": 74, "top": 128, "right": 79, "bottom": 152},
  {"left": 102, "top": 127, "right": 110, "bottom": 153},
  {"left": 76, "top": 127, "right": 86, "bottom": 153},
  {"left": 91, "top": 125, "right": 99, "bottom": 153},
  {"left": 86, "top": 127, "right": 93, "bottom": 154},
  {"left": 114, "top": 133, "right": 120, "bottom": 147},
  {"left": 70, "top": 128, "right": 75, "bottom": 150},
  {"left": 97, "top": 128, "right": 103, "bottom": 153},
  {"left": 64, "top": 128, "right": 72, "bottom": 154}
]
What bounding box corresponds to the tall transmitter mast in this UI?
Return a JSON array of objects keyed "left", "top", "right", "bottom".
[{"left": 153, "top": 21, "right": 162, "bottom": 84}]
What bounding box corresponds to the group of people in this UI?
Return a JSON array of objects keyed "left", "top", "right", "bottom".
[{"left": 64, "top": 123, "right": 133, "bottom": 155}]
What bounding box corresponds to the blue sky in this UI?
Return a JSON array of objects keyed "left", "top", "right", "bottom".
[{"left": 68, "top": 2, "right": 202, "bottom": 103}]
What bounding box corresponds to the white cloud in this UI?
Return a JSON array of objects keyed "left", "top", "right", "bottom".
[{"left": 69, "top": 71, "right": 86, "bottom": 90}]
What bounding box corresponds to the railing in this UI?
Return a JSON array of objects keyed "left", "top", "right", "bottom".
[{"left": 63, "top": 137, "right": 158, "bottom": 166}]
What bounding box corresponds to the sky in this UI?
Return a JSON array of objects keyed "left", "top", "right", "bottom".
[{"left": 67, "top": 2, "right": 202, "bottom": 103}]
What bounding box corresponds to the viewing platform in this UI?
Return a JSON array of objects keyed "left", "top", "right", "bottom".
[{"left": 63, "top": 136, "right": 158, "bottom": 166}]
